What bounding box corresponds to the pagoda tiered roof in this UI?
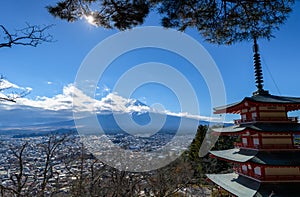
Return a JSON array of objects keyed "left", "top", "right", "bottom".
[
  {"left": 207, "top": 173, "right": 300, "bottom": 197},
  {"left": 212, "top": 123, "right": 300, "bottom": 134},
  {"left": 206, "top": 173, "right": 260, "bottom": 197},
  {"left": 210, "top": 148, "right": 300, "bottom": 166},
  {"left": 214, "top": 94, "right": 300, "bottom": 114},
  {"left": 207, "top": 38, "right": 300, "bottom": 196}
]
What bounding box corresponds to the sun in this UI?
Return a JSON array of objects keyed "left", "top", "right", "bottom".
[{"left": 84, "top": 14, "right": 96, "bottom": 26}]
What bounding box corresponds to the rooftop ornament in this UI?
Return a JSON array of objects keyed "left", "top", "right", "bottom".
[{"left": 252, "top": 38, "right": 269, "bottom": 96}]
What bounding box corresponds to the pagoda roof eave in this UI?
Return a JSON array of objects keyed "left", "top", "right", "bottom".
[
  {"left": 207, "top": 173, "right": 300, "bottom": 197},
  {"left": 210, "top": 149, "right": 300, "bottom": 166},
  {"left": 211, "top": 125, "right": 246, "bottom": 134},
  {"left": 251, "top": 151, "right": 300, "bottom": 166},
  {"left": 214, "top": 94, "right": 300, "bottom": 114},
  {"left": 210, "top": 148, "right": 257, "bottom": 163},
  {"left": 206, "top": 173, "right": 260, "bottom": 197},
  {"left": 211, "top": 123, "right": 300, "bottom": 134},
  {"left": 214, "top": 101, "right": 243, "bottom": 114}
]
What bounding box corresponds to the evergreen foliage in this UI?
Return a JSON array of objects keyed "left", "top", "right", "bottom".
[
  {"left": 184, "top": 125, "right": 235, "bottom": 182},
  {"left": 47, "top": 0, "right": 295, "bottom": 44}
]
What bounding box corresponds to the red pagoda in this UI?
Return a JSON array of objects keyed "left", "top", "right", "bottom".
[{"left": 206, "top": 39, "right": 300, "bottom": 197}]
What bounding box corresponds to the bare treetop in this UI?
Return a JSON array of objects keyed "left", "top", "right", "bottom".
[
  {"left": 0, "top": 23, "right": 54, "bottom": 48},
  {"left": 47, "top": 0, "right": 295, "bottom": 45},
  {"left": 0, "top": 76, "right": 30, "bottom": 102}
]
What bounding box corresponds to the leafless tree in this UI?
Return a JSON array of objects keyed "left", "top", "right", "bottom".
[
  {"left": 66, "top": 142, "right": 86, "bottom": 196},
  {"left": 0, "top": 24, "right": 52, "bottom": 102},
  {"left": 0, "top": 134, "right": 200, "bottom": 197},
  {"left": 61, "top": 139, "right": 143, "bottom": 197},
  {"left": 102, "top": 169, "right": 144, "bottom": 197},
  {"left": 0, "top": 22, "right": 53, "bottom": 101},
  {"left": 0, "top": 23, "right": 53, "bottom": 48},
  {"left": 0, "top": 142, "right": 30, "bottom": 197},
  {"left": 145, "top": 158, "right": 194, "bottom": 197},
  {"left": 0, "top": 76, "right": 30, "bottom": 102},
  {"left": 0, "top": 135, "right": 70, "bottom": 197},
  {"left": 37, "top": 135, "right": 69, "bottom": 196},
  {"left": 63, "top": 141, "right": 103, "bottom": 196}
]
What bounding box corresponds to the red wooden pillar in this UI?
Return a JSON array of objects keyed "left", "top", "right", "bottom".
[
  {"left": 261, "top": 166, "right": 266, "bottom": 181},
  {"left": 291, "top": 132, "right": 295, "bottom": 148},
  {"left": 258, "top": 133, "right": 263, "bottom": 149},
  {"left": 256, "top": 106, "right": 260, "bottom": 121}
]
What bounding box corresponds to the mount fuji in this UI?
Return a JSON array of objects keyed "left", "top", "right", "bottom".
[{"left": 0, "top": 89, "right": 222, "bottom": 137}]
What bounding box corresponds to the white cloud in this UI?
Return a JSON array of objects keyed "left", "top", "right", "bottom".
[
  {"left": 0, "top": 79, "right": 32, "bottom": 93},
  {"left": 0, "top": 79, "right": 20, "bottom": 89},
  {"left": 11, "top": 84, "right": 149, "bottom": 114},
  {"left": 96, "top": 93, "right": 150, "bottom": 113},
  {"left": 0, "top": 79, "right": 32, "bottom": 102},
  {"left": 26, "top": 87, "right": 33, "bottom": 91},
  {"left": 0, "top": 83, "right": 219, "bottom": 127},
  {"left": 164, "top": 111, "right": 222, "bottom": 122},
  {"left": 0, "top": 92, "right": 8, "bottom": 100},
  {"left": 17, "top": 84, "right": 74, "bottom": 111},
  {"left": 96, "top": 84, "right": 111, "bottom": 97},
  {"left": 47, "top": 81, "right": 53, "bottom": 85}
]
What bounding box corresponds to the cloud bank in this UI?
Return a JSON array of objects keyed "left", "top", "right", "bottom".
[{"left": 0, "top": 81, "right": 220, "bottom": 127}]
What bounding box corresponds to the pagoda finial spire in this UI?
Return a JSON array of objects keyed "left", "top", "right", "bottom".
[{"left": 253, "top": 38, "right": 269, "bottom": 96}]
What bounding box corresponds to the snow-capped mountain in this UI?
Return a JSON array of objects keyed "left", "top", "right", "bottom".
[{"left": 0, "top": 84, "right": 222, "bottom": 136}]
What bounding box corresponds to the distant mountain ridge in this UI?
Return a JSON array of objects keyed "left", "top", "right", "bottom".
[
  {"left": 0, "top": 112, "right": 218, "bottom": 137},
  {"left": 0, "top": 97, "right": 229, "bottom": 137}
]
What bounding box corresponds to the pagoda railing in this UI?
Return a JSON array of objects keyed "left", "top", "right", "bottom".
[
  {"left": 234, "top": 117, "right": 298, "bottom": 124},
  {"left": 264, "top": 175, "right": 300, "bottom": 181},
  {"left": 234, "top": 142, "right": 297, "bottom": 150},
  {"left": 235, "top": 169, "right": 300, "bottom": 181},
  {"left": 259, "top": 144, "right": 296, "bottom": 149}
]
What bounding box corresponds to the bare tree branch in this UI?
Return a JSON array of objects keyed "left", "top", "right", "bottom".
[
  {"left": 0, "top": 75, "right": 31, "bottom": 103},
  {"left": 0, "top": 23, "right": 54, "bottom": 48},
  {"left": 5, "top": 142, "right": 29, "bottom": 197},
  {"left": 38, "top": 135, "right": 68, "bottom": 196}
]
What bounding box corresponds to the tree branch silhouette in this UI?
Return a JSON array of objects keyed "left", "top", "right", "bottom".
[
  {"left": 47, "top": 0, "right": 295, "bottom": 45},
  {"left": 0, "top": 76, "right": 30, "bottom": 103},
  {"left": 0, "top": 23, "right": 54, "bottom": 48}
]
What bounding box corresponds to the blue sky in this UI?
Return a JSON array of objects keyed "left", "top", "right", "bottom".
[{"left": 1, "top": 1, "right": 300, "bottom": 123}]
